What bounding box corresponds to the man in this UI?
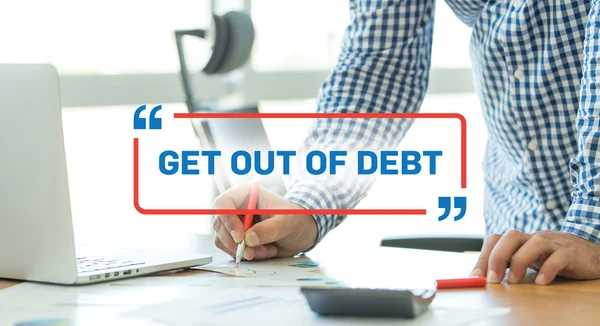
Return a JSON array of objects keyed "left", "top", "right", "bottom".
[{"left": 213, "top": 0, "right": 600, "bottom": 285}]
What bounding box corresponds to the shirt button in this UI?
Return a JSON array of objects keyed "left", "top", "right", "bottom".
[
  {"left": 513, "top": 0, "right": 523, "bottom": 8},
  {"left": 513, "top": 69, "right": 525, "bottom": 80},
  {"left": 527, "top": 140, "right": 538, "bottom": 151},
  {"left": 545, "top": 200, "right": 557, "bottom": 210}
]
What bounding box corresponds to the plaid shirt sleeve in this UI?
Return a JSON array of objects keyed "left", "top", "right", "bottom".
[
  {"left": 562, "top": 0, "right": 600, "bottom": 244},
  {"left": 284, "top": 0, "right": 435, "bottom": 247}
]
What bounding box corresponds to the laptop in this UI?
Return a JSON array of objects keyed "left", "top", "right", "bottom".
[{"left": 0, "top": 64, "right": 212, "bottom": 285}]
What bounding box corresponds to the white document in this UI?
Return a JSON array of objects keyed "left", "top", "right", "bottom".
[
  {"left": 0, "top": 281, "right": 189, "bottom": 326},
  {"left": 196, "top": 249, "right": 481, "bottom": 290},
  {"left": 0, "top": 274, "right": 304, "bottom": 326},
  {"left": 0, "top": 281, "right": 193, "bottom": 307},
  {"left": 126, "top": 287, "right": 510, "bottom": 326},
  {"left": 197, "top": 256, "right": 344, "bottom": 286},
  {"left": 0, "top": 306, "right": 163, "bottom": 326}
]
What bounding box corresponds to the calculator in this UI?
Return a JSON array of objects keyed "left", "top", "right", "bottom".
[{"left": 300, "top": 287, "right": 436, "bottom": 318}]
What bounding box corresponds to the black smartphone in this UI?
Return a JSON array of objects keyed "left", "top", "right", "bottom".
[{"left": 300, "top": 287, "right": 435, "bottom": 318}]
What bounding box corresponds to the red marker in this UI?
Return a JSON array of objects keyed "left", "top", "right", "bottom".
[
  {"left": 435, "top": 276, "right": 487, "bottom": 289},
  {"left": 235, "top": 180, "right": 261, "bottom": 267}
]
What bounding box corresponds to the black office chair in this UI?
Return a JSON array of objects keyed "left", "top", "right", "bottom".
[
  {"left": 380, "top": 234, "right": 484, "bottom": 252},
  {"left": 174, "top": 13, "right": 287, "bottom": 197}
]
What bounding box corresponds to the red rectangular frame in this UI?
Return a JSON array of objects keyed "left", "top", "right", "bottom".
[{"left": 134, "top": 112, "right": 466, "bottom": 216}]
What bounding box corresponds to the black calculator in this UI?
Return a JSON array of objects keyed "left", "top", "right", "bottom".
[{"left": 300, "top": 287, "right": 436, "bottom": 318}]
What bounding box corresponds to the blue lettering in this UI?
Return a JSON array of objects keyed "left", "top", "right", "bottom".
[
  {"left": 358, "top": 151, "right": 378, "bottom": 175},
  {"left": 306, "top": 150, "right": 327, "bottom": 175},
  {"left": 159, "top": 150, "right": 179, "bottom": 175},
  {"left": 423, "top": 151, "right": 442, "bottom": 174},
  {"left": 329, "top": 151, "right": 347, "bottom": 175},
  {"left": 231, "top": 150, "right": 251, "bottom": 175},
  {"left": 255, "top": 150, "right": 274, "bottom": 175},
  {"left": 381, "top": 151, "right": 398, "bottom": 175},
  {"left": 201, "top": 150, "right": 221, "bottom": 175},
  {"left": 181, "top": 151, "right": 200, "bottom": 175},
  {"left": 276, "top": 151, "right": 296, "bottom": 175},
  {"left": 401, "top": 151, "right": 421, "bottom": 174}
]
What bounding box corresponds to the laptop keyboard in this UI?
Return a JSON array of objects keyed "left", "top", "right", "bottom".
[{"left": 77, "top": 256, "right": 145, "bottom": 274}]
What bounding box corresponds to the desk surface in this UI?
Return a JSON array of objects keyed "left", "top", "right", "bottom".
[{"left": 2, "top": 245, "right": 600, "bottom": 325}]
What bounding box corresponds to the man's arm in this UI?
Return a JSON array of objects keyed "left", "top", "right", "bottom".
[
  {"left": 562, "top": 0, "right": 600, "bottom": 243},
  {"left": 470, "top": 2, "right": 600, "bottom": 286},
  {"left": 284, "top": 0, "right": 436, "bottom": 246},
  {"left": 212, "top": 0, "right": 437, "bottom": 261}
]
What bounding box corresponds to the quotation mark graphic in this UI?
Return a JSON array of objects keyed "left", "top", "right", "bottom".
[
  {"left": 133, "top": 105, "right": 162, "bottom": 130},
  {"left": 438, "top": 196, "right": 467, "bottom": 221}
]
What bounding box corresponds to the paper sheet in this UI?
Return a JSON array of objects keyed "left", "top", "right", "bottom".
[
  {"left": 0, "top": 281, "right": 187, "bottom": 326},
  {"left": 196, "top": 256, "right": 347, "bottom": 287},
  {"left": 0, "top": 281, "right": 193, "bottom": 307},
  {"left": 195, "top": 253, "right": 444, "bottom": 290},
  {"left": 0, "top": 306, "right": 162, "bottom": 326},
  {"left": 126, "top": 287, "right": 510, "bottom": 326},
  {"left": 0, "top": 271, "right": 313, "bottom": 326}
]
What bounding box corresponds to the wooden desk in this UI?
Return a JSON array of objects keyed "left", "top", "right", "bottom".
[
  {"left": 438, "top": 278, "right": 600, "bottom": 325},
  {"left": 2, "top": 246, "right": 600, "bottom": 325},
  {"left": 0, "top": 279, "right": 17, "bottom": 290}
]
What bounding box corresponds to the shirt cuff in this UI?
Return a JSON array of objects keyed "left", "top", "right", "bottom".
[
  {"left": 284, "top": 179, "right": 347, "bottom": 251},
  {"left": 560, "top": 198, "right": 600, "bottom": 244}
]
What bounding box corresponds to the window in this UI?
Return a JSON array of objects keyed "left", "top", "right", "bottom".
[
  {"left": 1, "top": 1, "right": 213, "bottom": 74},
  {"left": 250, "top": 1, "right": 473, "bottom": 70},
  {"left": 430, "top": 2, "right": 473, "bottom": 68},
  {"left": 250, "top": 0, "right": 350, "bottom": 71}
]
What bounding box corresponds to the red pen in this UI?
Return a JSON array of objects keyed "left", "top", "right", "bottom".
[
  {"left": 235, "top": 180, "right": 261, "bottom": 267},
  {"left": 435, "top": 276, "right": 487, "bottom": 289}
]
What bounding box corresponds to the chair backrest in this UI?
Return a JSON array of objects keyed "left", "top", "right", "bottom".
[{"left": 175, "top": 17, "right": 285, "bottom": 196}]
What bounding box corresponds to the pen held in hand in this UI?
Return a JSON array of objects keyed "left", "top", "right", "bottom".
[{"left": 235, "top": 180, "right": 261, "bottom": 267}]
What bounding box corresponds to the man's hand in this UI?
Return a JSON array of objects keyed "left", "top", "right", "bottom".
[
  {"left": 470, "top": 230, "right": 600, "bottom": 285},
  {"left": 212, "top": 183, "right": 318, "bottom": 261}
]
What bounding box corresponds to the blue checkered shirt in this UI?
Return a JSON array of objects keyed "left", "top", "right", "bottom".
[{"left": 284, "top": 0, "right": 600, "bottom": 246}]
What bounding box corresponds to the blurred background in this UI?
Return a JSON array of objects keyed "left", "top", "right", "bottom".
[{"left": 1, "top": 0, "right": 486, "bottom": 252}]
